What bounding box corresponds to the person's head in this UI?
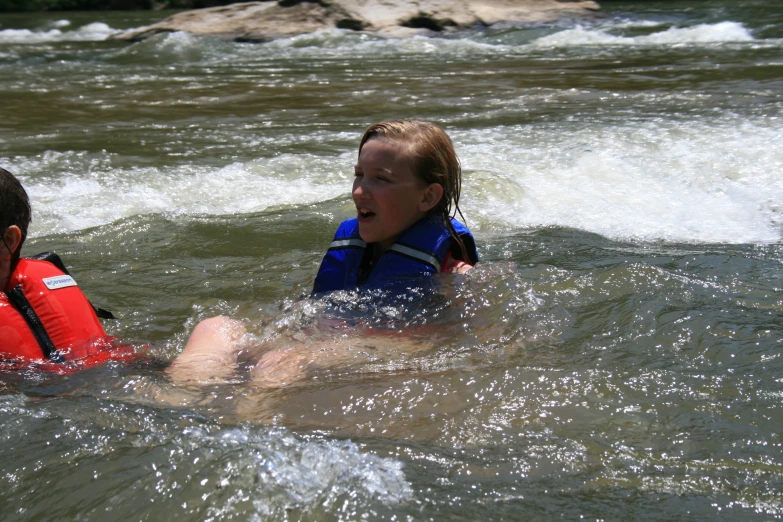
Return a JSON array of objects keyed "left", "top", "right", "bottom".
[
  {"left": 353, "top": 119, "right": 468, "bottom": 254},
  {"left": 0, "top": 167, "right": 31, "bottom": 288}
]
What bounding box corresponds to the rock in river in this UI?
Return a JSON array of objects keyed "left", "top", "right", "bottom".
[{"left": 113, "top": 0, "right": 601, "bottom": 42}]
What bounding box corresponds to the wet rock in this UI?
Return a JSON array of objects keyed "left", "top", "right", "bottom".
[{"left": 113, "top": 0, "right": 600, "bottom": 42}]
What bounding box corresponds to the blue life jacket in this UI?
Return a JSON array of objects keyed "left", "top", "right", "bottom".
[{"left": 312, "top": 216, "right": 478, "bottom": 294}]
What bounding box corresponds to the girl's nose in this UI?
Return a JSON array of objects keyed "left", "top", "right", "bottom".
[{"left": 353, "top": 179, "right": 370, "bottom": 199}]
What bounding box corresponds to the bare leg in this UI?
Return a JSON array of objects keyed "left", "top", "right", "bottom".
[
  {"left": 249, "top": 329, "right": 437, "bottom": 388},
  {"left": 166, "top": 316, "right": 247, "bottom": 384},
  {"left": 250, "top": 346, "right": 311, "bottom": 388}
]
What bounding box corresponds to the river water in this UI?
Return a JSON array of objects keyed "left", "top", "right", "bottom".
[{"left": 1, "top": 1, "right": 782, "bottom": 520}]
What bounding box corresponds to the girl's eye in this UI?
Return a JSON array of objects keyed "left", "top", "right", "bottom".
[
  {"left": 377, "top": 176, "right": 391, "bottom": 183},
  {"left": 354, "top": 172, "right": 363, "bottom": 178}
]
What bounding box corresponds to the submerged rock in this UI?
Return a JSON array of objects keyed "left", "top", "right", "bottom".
[{"left": 113, "top": 0, "right": 601, "bottom": 42}]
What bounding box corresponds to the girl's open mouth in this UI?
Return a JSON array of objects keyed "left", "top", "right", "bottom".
[{"left": 358, "top": 208, "right": 376, "bottom": 220}]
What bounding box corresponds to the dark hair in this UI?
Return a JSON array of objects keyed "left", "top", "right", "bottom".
[
  {"left": 0, "top": 167, "right": 31, "bottom": 259},
  {"left": 358, "top": 119, "right": 470, "bottom": 261}
]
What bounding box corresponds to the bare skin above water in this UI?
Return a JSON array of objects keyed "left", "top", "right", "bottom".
[{"left": 166, "top": 315, "right": 442, "bottom": 388}]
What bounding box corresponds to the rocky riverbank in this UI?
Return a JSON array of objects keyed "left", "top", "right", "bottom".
[{"left": 113, "top": 0, "right": 601, "bottom": 42}]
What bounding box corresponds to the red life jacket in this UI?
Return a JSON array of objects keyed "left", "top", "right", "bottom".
[{"left": 0, "top": 258, "right": 134, "bottom": 372}]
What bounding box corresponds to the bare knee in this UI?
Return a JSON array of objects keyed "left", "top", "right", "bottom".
[
  {"left": 166, "top": 316, "right": 248, "bottom": 384},
  {"left": 189, "top": 316, "right": 246, "bottom": 342}
]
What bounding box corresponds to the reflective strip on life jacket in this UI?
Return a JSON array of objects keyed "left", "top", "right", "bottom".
[{"left": 312, "top": 216, "right": 478, "bottom": 293}]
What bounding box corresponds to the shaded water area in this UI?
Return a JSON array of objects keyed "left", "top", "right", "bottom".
[{"left": 1, "top": 1, "right": 783, "bottom": 519}]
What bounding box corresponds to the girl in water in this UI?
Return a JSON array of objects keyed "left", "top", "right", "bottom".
[
  {"left": 312, "top": 119, "right": 477, "bottom": 292},
  {"left": 169, "top": 119, "right": 478, "bottom": 385}
]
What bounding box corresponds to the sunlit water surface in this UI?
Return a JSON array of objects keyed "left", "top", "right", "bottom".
[{"left": 1, "top": 1, "right": 782, "bottom": 520}]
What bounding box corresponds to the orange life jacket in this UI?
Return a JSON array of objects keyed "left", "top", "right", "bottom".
[{"left": 0, "top": 257, "right": 134, "bottom": 372}]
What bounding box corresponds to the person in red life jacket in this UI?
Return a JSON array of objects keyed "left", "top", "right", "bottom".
[
  {"left": 0, "top": 167, "right": 133, "bottom": 372},
  {"left": 168, "top": 120, "right": 478, "bottom": 386}
]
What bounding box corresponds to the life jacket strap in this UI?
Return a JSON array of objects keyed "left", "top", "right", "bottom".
[
  {"left": 388, "top": 243, "right": 441, "bottom": 272},
  {"left": 5, "top": 286, "right": 64, "bottom": 363},
  {"left": 328, "top": 238, "right": 367, "bottom": 250}
]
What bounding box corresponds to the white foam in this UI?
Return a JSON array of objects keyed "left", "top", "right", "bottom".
[
  {"left": 11, "top": 152, "right": 352, "bottom": 236},
  {"left": 612, "top": 19, "right": 666, "bottom": 30},
  {"left": 182, "top": 426, "right": 413, "bottom": 511},
  {"left": 457, "top": 115, "right": 783, "bottom": 243},
  {"left": 114, "top": 30, "right": 217, "bottom": 62},
  {"left": 260, "top": 28, "right": 506, "bottom": 60},
  {"left": 0, "top": 21, "right": 117, "bottom": 44},
  {"left": 8, "top": 110, "right": 783, "bottom": 244},
  {"left": 531, "top": 21, "right": 754, "bottom": 47},
  {"left": 0, "top": 28, "right": 63, "bottom": 44}
]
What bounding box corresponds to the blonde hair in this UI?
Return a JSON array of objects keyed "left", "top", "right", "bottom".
[{"left": 358, "top": 119, "right": 470, "bottom": 260}]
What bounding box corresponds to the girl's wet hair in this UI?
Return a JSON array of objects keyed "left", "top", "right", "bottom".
[{"left": 358, "top": 119, "right": 470, "bottom": 261}]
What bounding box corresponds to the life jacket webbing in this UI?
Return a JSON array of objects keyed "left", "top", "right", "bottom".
[
  {"left": 5, "top": 285, "right": 64, "bottom": 363},
  {"left": 388, "top": 243, "right": 441, "bottom": 272},
  {"left": 329, "top": 238, "right": 367, "bottom": 250}
]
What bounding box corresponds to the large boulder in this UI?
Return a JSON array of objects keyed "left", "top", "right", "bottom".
[{"left": 113, "top": 0, "right": 600, "bottom": 42}]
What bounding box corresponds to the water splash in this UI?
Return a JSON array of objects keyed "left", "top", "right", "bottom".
[
  {"left": 0, "top": 22, "right": 117, "bottom": 44},
  {"left": 458, "top": 116, "right": 783, "bottom": 243},
  {"left": 531, "top": 21, "right": 755, "bottom": 47},
  {"left": 11, "top": 151, "right": 351, "bottom": 236}
]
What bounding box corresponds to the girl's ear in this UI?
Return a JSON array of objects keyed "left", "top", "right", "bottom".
[{"left": 418, "top": 183, "right": 444, "bottom": 213}]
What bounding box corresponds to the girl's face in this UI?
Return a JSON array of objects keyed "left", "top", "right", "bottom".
[{"left": 353, "top": 139, "right": 441, "bottom": 251}]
